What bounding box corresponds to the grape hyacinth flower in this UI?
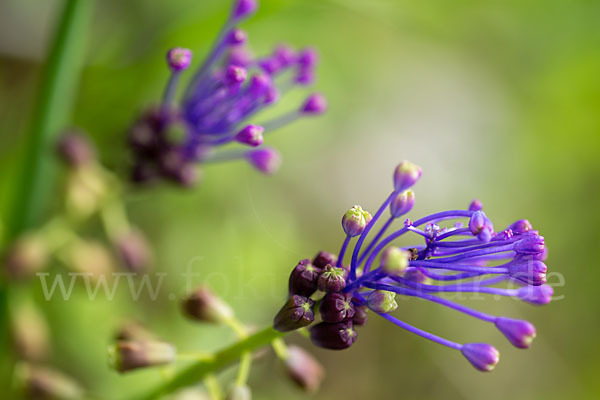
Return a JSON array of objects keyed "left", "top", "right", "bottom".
[
  {"left": 128, "top": 0, "right": 326, "bottom": 186},
  {"left": 274, "top": 161, "right": 553, "bottom": 371}
]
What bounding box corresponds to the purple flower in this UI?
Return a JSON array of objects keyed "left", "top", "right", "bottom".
[
  {"left": 274, "top": 162, "right": 554, "bottom": 371},
  {"left": 128, "top": 0, "right": 325, "bottom": 186}
]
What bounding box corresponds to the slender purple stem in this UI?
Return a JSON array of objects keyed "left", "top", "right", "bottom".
[
  {"left": 377, "top": 312, "right": 463, "bottom": 350},
  {"left": 337, "top": 235, "right": 351, "bottom": 269},
  {"left": 409, "top": 260, "right": 508, "bottom": 274},
  {"left": 357, "top": 216, "right": 394, "bottom": 265}
]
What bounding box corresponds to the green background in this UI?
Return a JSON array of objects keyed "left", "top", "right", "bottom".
[{"left": 0, "top": 0, "right": 599, "bottom": 399}]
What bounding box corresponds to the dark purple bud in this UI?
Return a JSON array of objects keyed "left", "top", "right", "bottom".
[
  {"left": 342, "top": 205, "right": 372, "bottom": 237},
  {"left": 508, "top": 260, "right": 547, "bottom": 286},
  {"left": 56, "top": 132, "right": 95, "bottom": 167},
  {"left": 317, "top": 265, "right": 346, "bottom": 293},
  {"left": 514, "top": 235, "right": 545, "bottom": 254},
  {"left": 274, "top": 295, "right": 315, "bottom": 332},
  {"left": 300, "top": 93, "right": 327, "bottom": 115},
  {"left": 461, "top": 343, "right": 500, "bottom": 372},
  {"left": 508, "top": 219, "right": 533, "bottom": 235},
  {"left": 403, "top": 267, "right": 429, "bottom": 284},
  {"left": 367, "top": 290, "right": 398, "bottom": 313},
  {"left": 235, "top": 125, "right": 264, "bottom": 147},
  {"left": 319, "top": 293, "right": 355, "bottom": 323},
  {"left": 108, "top": 340, "right": 176, "bottom": 373},
  {"left": 389, "top": 189, "right": 415, "bottom": 218},
  {"left": 468, "top": 211, "right": 494, "bottom": 243},
  {"left": 494, "top": 317, "right": 536, "bottom": 349},
  {"left": 297, "top": 47, "right": 318, "bottom": 68},
  {"left": 224, "top": 65, "right": 247, "bottom": 86},
  {"left": 231, "top": 0, "right": 257, "bottom": 20},
  {"left": 517, "top": 285, "right": 553, "bottom": 305},
  {"left": 226, "top": 28, "right": 247, "bottom": 46},
  {"left": 131, "top": 161, "right": 158, "bottom": 184},
  {"left": 469, "top": 198, "right": 483, "bottom": 211},
  {"left": 16, "top": 364, "right": 84, "bottom": 399},
  {"left": 351, "top": 305, "right": 368, "bottom": 326},
  {"left": 312, "top": 251, "right": 338, "bottom": 269},
  {"left": 283, "top": 345, "right": 325, "bottom": 393},
  {"left": 115, "top": 230, "right": 152, "bottom": 273},
  {"left": 393, "top": 160, "right": 422, "bottom": 192},
  {"left": 245, "top": 148, "right": 281, "bottom": 174},
  {"left": 289, "top": 259, "right": 322, "bottom": 297},
  {"left": 167, "top": 47, "right": 192, "bottom": 71},
  {"left": 309, "top": 322, "right": 357, "bottom": 350},
  {"left": 182, "top": 286, "right": 234, "bottom": 323}
]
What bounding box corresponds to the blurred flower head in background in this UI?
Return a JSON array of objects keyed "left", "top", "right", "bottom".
[{"left": 128, "top": 0, "right": 327, "bottom": 187}]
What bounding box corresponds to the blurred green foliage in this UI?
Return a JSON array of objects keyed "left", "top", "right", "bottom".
[{"left": 0, "top": 0, "right": 599, "bottom": 399}]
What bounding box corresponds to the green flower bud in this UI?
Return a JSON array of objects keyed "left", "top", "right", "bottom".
[
  {"left": 367, "top": 290, "right": 398, "bottom": 313},
  {"left": 342, "top": 205, "right": 372, "bottom": 237},
  {"left": 381, "top": 247, "right": 410, "bottom": 276}
]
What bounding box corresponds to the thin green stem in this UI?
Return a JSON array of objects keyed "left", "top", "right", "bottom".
[{"left": 131, "top": 326, "right": 285, "bottom": 400}]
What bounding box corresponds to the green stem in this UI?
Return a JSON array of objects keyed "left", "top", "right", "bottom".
[
  {"left": 0, "top": 0, "right": 93, "bottom": 391},
  {"left": 132, "top": 327, "right": 285, "bottom": 400}
]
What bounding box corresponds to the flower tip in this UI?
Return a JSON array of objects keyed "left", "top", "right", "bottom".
[
  {"left": 468, "top": 198, "right": 483, "bottom": 211},
  {"left": 494, "top": 317, "right": 536, "bottom": 349},
  {"left": 366, "top": 290, "right": 398, "bottom": 313},
  {"left": 298, "top": 47, "right": 318, "bottom": 68},
  {"left": 468, "top": 211, "right": 494, "bottom": 242},
  {"left": 461, "top": 343, "right": 500, "bottom": 372},
  {"left": 226, "top": 28, "right": 247, "bottom": 46},
  {"left": 509, "top": 259, "right": 547, "bottom": 286},
  {"left": 509, "top": 219, "right": 533, "bottom": 235},
  {"left": 389, "top": 189, "right": 415, "bottom": 218},
  {"left": 274, "top": 295, "right": 315, "bottom": 332},
  {"left": 235, "top": 124, "right": 264, "bottom": 147},
  {"left": 300, "top": 93, "right": 327, "bottom": 115},
  {"left": 393, "top": 161, "right": 422, "bottom": 192},
  {"left": 231, "top": 0, "right": 257, "bottom": 20},
  {"left": 166, "top": 47, "right": 192, "bottom": 71},
  {"left": 309, "top": 322, "right": 357, "bottom": 350},
  {"left": 342, "top": 205, "right": 372, "bottom": 237},
  {"left": 514, "top": 235, "right": 545, "bottom": 255},
  {"left": 224, "top": 65, "right": 247, "bottom": 86},
  {"left": 381, "top": 247, "right": 410, "bottom": 276},
  {"left": 245, "top": 148, "right": 281, "bottom": 174},
  {"left": 517, "top": 285, "right": 553, "bottom": 305}
]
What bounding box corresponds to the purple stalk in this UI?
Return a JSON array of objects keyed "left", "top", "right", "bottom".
[
  {"left": 409, "top": 260, "right": 508, "bottom": 274},
  {"left": 357, "top": 216, "right": 394, "bottom": 265},
  {"left": 378, "top": 312, "right": 462, "bottom": 350},
  {"left": 337, "top": 235, "right": 351, "bottom": 269}
]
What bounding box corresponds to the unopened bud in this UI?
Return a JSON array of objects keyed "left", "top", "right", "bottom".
[
  {"left": 300, "top": 93, "right": 327, "bottom": 115},
  {"left": 461, "top": 343, "right": 500, "bottom": 372},
  {"left": 514, "top": 235, "right": 545, "bottom": 255},
  {"left": 367, "top": 290, "right": 398, "bottom": 313},
  {"left": 182, "top": 287, "right": 234, "bottom": 323},
  {"left": 352, "top": 305, "right": 368, "bottom": 326},
  {"left": 312, "top": 251, "right": 338, "bottom": 269},
  {"left": 235, "top": 125, "right": 264, "bottom": 147},
  {"left": 289, "top": 259, "right": 321, "bottom": 297},
  {"left": 231, "top": 0, "right": 257, "bottom": 21},
  {"left": 309, "top": 321, "right": 356, "bottom": 350},
  {"left": 15, "top": 364, "right": 84, "bottom": 400},
  {"left": 167, "top": 47, "right": 192, "bottom": 71},
  {"left": 508, "top": 260, "right": 547, "bottom": 286},
  {"left": 381, "top": 247, "right": 410, "bottom": 276},
  {"left": 114, "top": 320, "right": 156, "bottom": 342},
  {"left": 56, "top": 132, "right": 95, "bottom": 167},
  {"left": 468, "top": 211, "right": 494, "bottom": 243},
  {"left": 508, "top": 219, "right": 533, "bottom": 235},
  {"left": 317, "top": 265, "right": 346, "bottom": 293},
  {"left": 342, "top": 205, "right": 372, "bottom": 237},
  {"left": 393, "top": 161, "right": 422, "bottom": 192},
  {"left": 4, "top": 234, "right": 48, "bottom": 279},
  {"left": 468, "top": 199, "right": 483, "bottom": 211},
  {"left": 114, "top": 230, "right": 152, "bottom": 273},
  {"left": 494, "top": 317, "right": 536, "bottom": 349},
  {"left": 245, "top": 148, "right": 281, "bottom": 175},
  {"left": 108, "top": 340, "right": 175, "bottom": 373},
  {"left": 319, "top": 293, "right": 355, "bottom": 323},
  {"left": 274, "top": 295, "right": 315, "bottom": 332},
  {"left": 517, "top": 285, "right": 553, "bottom": 305},
  {"left": 389, "top": 190, "right": 415, "bottom": 218},
  {"left": 12, "top": 302, "right": 49, "bottom": 361},
  {"left": 284, "top": 345, "right": 325, "bottom": 393}
]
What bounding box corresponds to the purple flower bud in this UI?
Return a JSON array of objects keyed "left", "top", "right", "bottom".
[
  {"left": 469, "top": 198, "right": 483, "bottom": 211},
  {"left": 259, "top": 57, "right": 281, "bottom": 74},
  {"left": 15, "top": 364, "right": 84, "bottom": 399},
  {"left": 248, "top": 73, "right": 272, "bottom": 97},
  {"left": 231, "top": 0, "right": 257, "bottom": 20},
  {"left": 367, "top": 290, "right": 398, "bottom": 313},
  {"left": 352, "top": 305, "right": 368, "bottom": 326},
  {"left": 312, "top": 251, "right": 338, "bottom": 269},
  {"left": 274, "top": 295, "right": 315, "bottom": 332},
  {"left": 295, "top": 66, "right": 315, "bottom": 85},
  {"left": 245, "top": 148, "right": 281, "bottom": 174},
  {"left": 264, "top": 86, "right": 279, "bottom": 104},
  {"left": 166, "top": 47, "right": 192, "bottom": 71},
  {"left": 393, "top": 160, "right": 422, "bottom": 192},
  {"left": 534, "top": 246, "right": 548, "bottom": 261},
  {"left": 319, "top": 293, "right": 355, "bottom": 323},
  {"left": 508, "top": 219, "right": 533, "bottom": 235},
  {"left": 508, "top": 260, "right": 547, "bottom": 286},
  {"left": 274, "top": 44, "right": 297, "bottom": 67},
  {"left": 403, "top": 267, "right": 429, "bottom": 284},
  {"left": 517, "top": 285, "right": 553, "bottom": 305},
  {"left": 494, "top": 317, "right": 536, "bottom": 349},
  {"left": 235, "top": 125, "right": 264, "bottom": 147},
  {"left": 226, "top": 28, "right": 247, "bottom": 46},
  {"left": 461, "top": 343, "right": 500, "bottom": 372},
  {"left": 108, "top": 340, "right": 176, "bottom": 373},
  {"left": 297, "top": 47, "right": 318, "bottom": 68},
  {"left": 514, "top": 235, "right": 545, "bottom": 254},
  {"left": 309, "top": 322, "right": 357, "bottom": 350},
  {"left": 468, "top": 211, "right": 494, "bottom": 243},
  {"left": 317, "top": 265, "right": 346, "bottom": 293},
  {"left": 228, "top": 46, "right": 253, "bottom": 67},
  {"left": 224, "top": 65, "right": 247, "bottom": 87},
  {"left": 289, "top": 259, "right": 322, "bottom": 297},
  {"left": 389, "top": 189, "right": 415, "bottom": 218},
  {"left": 381, "top": 247, "right": 410, "bottom": 276},
  {"left": 284, "top": 345, "right": 325, "bottom": 393},
  {"left": 342, "top": 205, "right": 372, "bottom": 237},
  {"left": 56, "top": 132, "right": 96, "bottom": 167},
  {"left": 300, "top": 93, "right": 327, "bottom": 115},
  {"left": 114, "top": 230, "right": 152, "bottom": 273},
  {"left": 182, "top": 286, "right": 234, "bottom": 323}
]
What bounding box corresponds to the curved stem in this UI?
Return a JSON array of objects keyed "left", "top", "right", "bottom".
[
  {"left": 336, "top": 235, "right": 351, "bottom": 269},
  {"left": 131, "top": 327, "right": 285, "bottom": 400}
]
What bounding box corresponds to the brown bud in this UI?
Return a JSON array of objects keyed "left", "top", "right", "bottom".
[
  {"left": 114, "top": 320, "right": 156, "bottom": 342},
  {"left": 56, "top": 132, "right": 96, "bottom": 167},
  {"left": 284, "top": 345, "right": 325, "bottom": 393},
  {"left": 108, "top": 340, "right": 175, "bottom": 373},
  {"left": 15, "top": 363, "right": 84, "bottom": 400},
  {"left": 182, "top": 286, "right": 233, "bottom": 323}
]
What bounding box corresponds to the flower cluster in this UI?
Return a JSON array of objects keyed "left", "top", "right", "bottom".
[
  {"left": 128, "top": 0, "right": 327, "bottom": 186},
  {"left": 274, "top": 161, "right": 553, "bottom": 371}
]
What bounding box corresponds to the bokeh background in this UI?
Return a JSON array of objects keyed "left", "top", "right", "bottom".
[{"left": 1, "top": 0, "right": 599, "bottom": 399}]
